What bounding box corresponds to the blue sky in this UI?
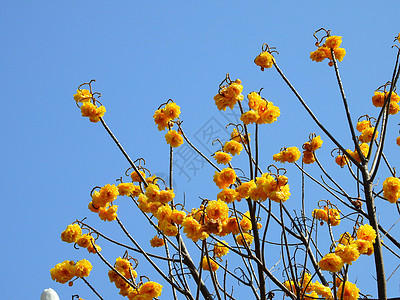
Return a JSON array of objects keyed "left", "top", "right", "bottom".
[{"left": 1, "top": 1, "right": 400, "bottom": 299}]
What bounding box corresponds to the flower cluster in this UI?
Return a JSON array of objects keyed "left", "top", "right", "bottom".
[
  {"left": 240, "top": 92, "right": 281, "bottom": 125},
  {"left": 108, "top": 257, "right": 138, "bottom": 297},
  {"left": 50, "top": 259, "right": 92, "bottom": 284},
  {"left": 248, "top": 173, "right": 291, "bottom": 203},
  {"left": 89, "top": 184, "right": 120, "bottom": 221},
  {"left": 273, "top": 147, "right": 301, "bottom": 163},
  {"left": 61, "top": 223, "right": 102, "bottom": 254},
  {"left": 318, "top": 225, "right": 376, "bottom": 273},
  {"left": 302, "top": 134, "right": 323, "bottom": 164},
  {"left": 153, "top": 101, "right": 183, "bottom": 148},
  {"left": 202, "top": 256, "right": 219, "bottom": 272},
  {"left": 73, "top": 85, "right": 106, "bottom": 123},
  {"left": 310, "top": 35, "right": 346, "bottom": 66},
  {"left": 213, "top": 168, "right": 237, "bottom": 189},
  {"left": 312, "top": 205, "right": 341, "bottom": 226},
  {"left": 213, "top": 78, "right": 244, "bottom": 111},
  {"left": 356, "top": 119, "right": 378, "bottom": 143},
  {"left": 382, "top": 176, "right": 400, "bottom": 203},
  {"left": 372, "top": 90, "right": 400, "bottom": 115}
]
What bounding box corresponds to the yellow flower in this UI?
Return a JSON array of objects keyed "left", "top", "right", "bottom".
[
  {"left": 273, "top": 147, "right": 301, "bottom": 163},
  {"left": 335, "top": 154, "right": 348, "bottom": 167},
  {"left": 182, "top": 216, "right": 203, "bottom": 242},
  {"left": 318, "top": 253, "right": 344, "bottom": 272},
  {"left": 153, "top": 109, "right": 170, "bottom": 131},
  {"left": 337, "top": 281, "right": 360, "bottom": 300},
  {"left": 99, "top": 184, "right": 119, "bottom": 204},
  {"left": 351, "top": 143, "right": 369, "bottom": 162},
  {"left": 213, "top": 79, "right": 244, "bottom": 111},
  {"left": 165, "top": 130, "right": 184, "bottom": 147},
  {"left": 310, "top": 135, "right": 323, "bottom": 151},
  {"left": 240, "top": 110, "right": 259, "bottom": 125},
  {"left": 236, "top": 181, "right": 257, "bottom": 200},
  {"left": 236, "top": 232, "right": 254, "bottom": 246},
  {"left": 99, "top": 205, "right": 118, "bottom": 221},
  {"left": 254, "top": 51, "right": 275, "bottom": 71},
  {"left": 257, "top": 102, "right": 281, "bottom": 124},
  {"left": 158, "top": 189, "right": 175, "bottom": 204},
  {"left": 50, "top": 260, "right": 76, "bottom": 284},
  {"left": 206, "top": 199, "right": 229, "bottom": 221},
  {"left": 117, "top": 183, "right": 141, "bottom": 197},
  {"left": 158, "top": 219, "right": 178, "bottom": 236},
  {"left": 213, "top": 240, "right": 229, "bottom": 257},
  {"left": 145, "top": 183, "right": 160, "bottom": 202},
  {"left": 335, "top": 244, "right": 360, "bottom": 265},
  {"left": 214, "top": 151, "right": 232, "bottom": 165},
  {"left": 223, "top": 140, "right": 243, "bottom": 156},
  {"left": 137, "top": 194, "right": 151, "bottom": 213},
  {"left": 325, "top": 36, "right": 342, "bottom": 49},
  {"left": 383, "top": 177, "right": 400, "bottom": 203},
  {"left": 61, "top": 224, "right": 82, "bottom": 243},
  {"left": 170, "top": 209, "right": 186, "bottom": 225},
  {"left": 356, "top": 120, "right": 371, "bottom": 132},
  {"left": 164, "top": 102, "right": 181, "bottom": 120},
  {"left": 359, "top": 127, "right": 378, "bottom": 143},
  {"left": 310, "top": 48, "right": 327, "bottom": 62},
  {"left": 213, "top": 168, "right": 237, "bottom": 189},
  {"left": 202, "top": 256, "right": 219, "bottom": 271},
  {"left": 240, "top": 211, "right": 252, "bottom": 232},
  {"left": 74, "top": 259, "right": 92, "bottom": 278},
  {"left": 139, "top": 281, "right": 163, "bottom": 299},
  {"left": 130, "top": 170, "right": 146, "bottom": 182},
  {"left": 154, "top": 204, "right": 172, "bottom": 222},
  {"left": 313, "top": 281, "right": 333, "bottom": 299},
  {"left": 217, "top": 188, "right": 239, "bottom": 204},
  {"left": 76, "top": 234, "right": 95, "bottom": 249},
  {"left": 356, "top": 224, "right": 377, "bottom": 242},
  {"left": 222, "top": 217, "right": 240, "bottom": 235},
  {"left": 73, "top": 89, "right": 92, "bottom": 103},
  {"left": 302, "top": 150, "right": 315, "bottom": 164},
  {"left": 150, "top": 236, "right": 165, "bottom": 248}
]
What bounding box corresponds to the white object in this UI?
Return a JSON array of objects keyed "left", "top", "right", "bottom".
[{"left": 41, "top": 288, "right": 60, "bottom": 300}]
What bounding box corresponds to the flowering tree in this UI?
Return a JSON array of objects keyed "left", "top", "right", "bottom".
[{"left": 50, "top": 29, "right": 400, "bottom": 300}]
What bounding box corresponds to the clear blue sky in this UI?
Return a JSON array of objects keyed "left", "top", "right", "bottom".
[{"left": 1, "top": 1, "right": 400, "bottom": 299}]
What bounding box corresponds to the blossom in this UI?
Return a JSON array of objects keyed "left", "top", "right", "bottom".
[
  {"left": 137, "top": 194, "right": 151, "bottom": 213},
  {"left": 76, "top": 234, "right": 95, "bottom": 249},
  {"left": 356, "top": 120, "right": 371, "bottom": 132},
  {"left": 117, "top": 183, "right": 141, "bottom": 197},
  {"left": 150, "top": 236, "right": 165, "bottom": 248},
  {"left": 254, "top": 51, "right": 275, "bottom": 71},
  {"left": 273, "top": 147, "right": 301, "bottom": 163},
  {"left": 158, "top": 189, "right": 175, "bottom": 204},
  {"left": 335, "top": 244, "right": 360, "bottom": 265},
  {"left": 223, "top": 140, "right": 243, "bottom": 156},
  {"left": 313, "top": 281, "right": 333, "bottom": 299},
  {"left": 222, "top": 217, "right": 240, "bottom": 235},
  {"left": 182, "top": 216, "right": 203, "bottom": 242},
  {"left": 236, "top": 181, "right": 257, "bottom": 200},
  {"left": 356, "top": 224, "right": 377, "bottom": 242},
  {"left": 213, "top": 240, "right": 229, "bottom": 257},
  {"left": 202, "top": 256, "right": 219, "bottom": 271},
  {"left": 165, "top": 130, "right": 183, "bottom": 147},
  {"left": 337, "top": 281, "right": 360, "bottom": 300},
  {"left": 74, "top": 259, "right": 92, "bottom": 278},
  {"left": 80, "top": 102, "right": 106, "bottom": 123},
  {"left": 359, "top": 127, "right": 378, "bottom": 143},
  {"left": 213, "top": 79, "right": 244, "bottom": 111},
  {"left": 213, "top": 168, "right": 237, "bottom": 189},
  {"left": 154, "top": 204, "right": 172, "bottom": 222},
  {"left": 164, "top": 102, "right": 181, "bottom": 120},
  {"left": 206, "top": 200, "right": 229, "bottom": 221},
  {"left": 99, "top": 184, "right": 119, "bottom": 204},
  {"left": 309, "top": 135, "right": 323, "bottom": 151},
  {"left": 170, "top": 209, "right": 186, "bottom": 225},
  {"left": 158, "top": 220, "right": 178, "bottom": 236},
  {"left": 335, "top": 154, "right": 348, "bottom": 167},
  {"left": 73, "top": 89, "right": 92, "bottom": 103},
  {"left": 153, "top": 109, "right": 170, "bottom": 131},
  {"left": 217, "top": 188, "right": 238, "bottom": 204},
  {"left": 310, "top": 48, "right": 327, "bottom": 62},
  {"left": 50, "top": 260, "right": 76, "bottom": 284},
  {"left": 231, "top": 127, "right": 250, "bottom": 144},
  {"left": 351, "top": 143, "right": 369, "bottom": 162},
  {"left": 138, "top": 281, "right": 163, "bottom": 299},
  {"left": 214, "top": 151, "right": 232, "bottom": 165},
  {"left": 240, "top": 211, "right": 252, "bottom": 232},
  {"left": 130, "top": 170, "right": 146, "bottom": 182},
  {"left": 240, "top": 110, "right": 259, "bottom": 124},
  {"left": 382, "top": 177, "right": 400, "bottom": 203},
  {"left": 302, "top": 150, "right": 315, "bottom": 164},
  {"left": 236, "top": 232, "right": 254, "bottom": 246},
  {"left": 98, "top": 205, "right": 118, "bottom": 222},
  {"left": 61, "top": 224, "right": 82, "bottom": 243},
  {"left": 325, "top": 36, "right": 342, "bottom": 49},
  {"left": 318, "top": 253, "right": 344, "bottom": 272},
  {"left": 145, "top": 183, "right": 160, "bottom": 202}
]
